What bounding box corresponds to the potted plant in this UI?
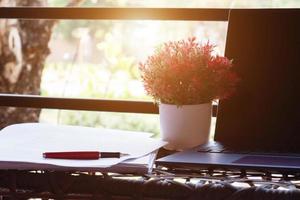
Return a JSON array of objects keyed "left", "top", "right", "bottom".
[{"left": 139, "top": 37, "right": 239, "bottom": 150}]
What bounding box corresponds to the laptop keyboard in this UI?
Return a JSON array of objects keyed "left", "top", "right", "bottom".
[{"left": 196, "top": 142, "right": 300, "bottom": 157}]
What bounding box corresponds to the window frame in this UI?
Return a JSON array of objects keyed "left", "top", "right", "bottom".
[{"left": 0, "top": 7, "right": 226, "bottom": 115}]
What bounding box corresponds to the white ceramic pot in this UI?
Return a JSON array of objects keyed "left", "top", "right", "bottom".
[{"left": 159, "top": 103, "right": 212, "bottom": 150}]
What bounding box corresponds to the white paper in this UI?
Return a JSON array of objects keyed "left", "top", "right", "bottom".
[{"left": 0, "top": 123, "right": 166, "bottom": 168}]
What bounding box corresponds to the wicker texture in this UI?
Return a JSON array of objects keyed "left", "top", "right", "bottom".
[{"left": 0, "top": 170, "right": 299, "bottom": 199}]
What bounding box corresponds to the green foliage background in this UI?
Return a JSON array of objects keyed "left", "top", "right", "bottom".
[{"left": 39, "top": 0, "right": 299, "bottom": 137}]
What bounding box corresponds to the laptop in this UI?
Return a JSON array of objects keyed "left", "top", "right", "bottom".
[{"left": 156, "top": 9, "right": 300, "bottom": 172}]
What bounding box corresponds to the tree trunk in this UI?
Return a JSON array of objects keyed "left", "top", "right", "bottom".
[{"left": 0, "top": 0, "right": 82, "bottom": 129}]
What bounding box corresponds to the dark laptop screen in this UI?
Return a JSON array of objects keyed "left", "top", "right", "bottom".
[{"left": 215, "top": 9, "right": 300, "bottom": 151}]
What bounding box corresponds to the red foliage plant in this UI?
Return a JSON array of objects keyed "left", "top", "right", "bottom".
[{"left": 139, "top": 37, "right": 239, "bottom": 106}]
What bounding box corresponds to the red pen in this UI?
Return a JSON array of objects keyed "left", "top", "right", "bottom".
[{"left": 43, "top": 151, "right": 129, "bottom": 160}]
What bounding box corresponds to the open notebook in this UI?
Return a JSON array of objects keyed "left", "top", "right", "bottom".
[
  {"left": 0, "top": 151, "right": 158, "bottom": 174},
  {"left": 0, "top": 123, "right": 166, "bottom": 173}
]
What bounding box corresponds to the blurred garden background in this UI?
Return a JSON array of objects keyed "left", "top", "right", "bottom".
[
  {"left": 41, "top": 0, "right": 300, "bottom": 137},
  {"left": 2, "top": 0, "right": 299, "bottom": 137}
]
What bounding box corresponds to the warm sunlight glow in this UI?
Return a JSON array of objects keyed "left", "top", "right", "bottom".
[{"left": 132, "top": 21, "right": 161, "bottom": 58}]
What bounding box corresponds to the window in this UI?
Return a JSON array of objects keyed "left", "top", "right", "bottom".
[{"left": 1, "top": 0, "right": 298, "bottom": 136}]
